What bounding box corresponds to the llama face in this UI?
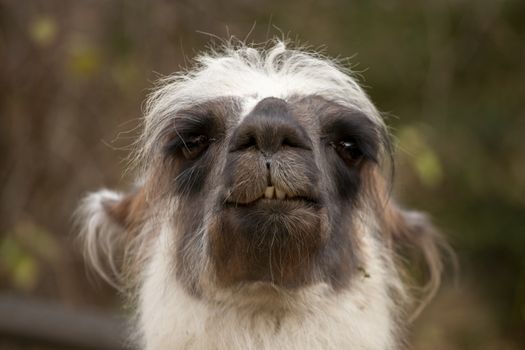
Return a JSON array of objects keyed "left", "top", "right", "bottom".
[
  {"left": 79, "top": 45, "right": 444, "bottom": 347},
  {"left": 147, "top": 88, "right": 386, "bottom": 294}
]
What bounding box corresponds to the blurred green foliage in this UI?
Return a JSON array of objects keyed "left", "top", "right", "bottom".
[
  {"left": 397, "top": 126, "right": 444, "bottom": 187},
  {"left": 29, "top": 16, "right": 57, "bottom": 47},
  {"left": 0, "top": 222, "right": 60, "bottom": 292},
  {"left": 0, "top": 236, "right": 39, "bottom": 291},
  {"left": 0, "top": 0, "right": 524, "bottom": 349}
]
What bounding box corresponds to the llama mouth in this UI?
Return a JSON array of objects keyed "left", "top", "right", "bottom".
[
  {"left": 211, "top": 186, "right": 326, "bottom": 288},
  {"left": 260, "top": 186, "right": 319, "bottom": 205},
  {"left": 225, "top": 186, "right": 319, "bottom": 207}
]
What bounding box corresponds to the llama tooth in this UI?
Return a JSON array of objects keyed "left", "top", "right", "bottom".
[
  {"left": 264, "top": 186, "right": 275, "bottom": 199},
  {"left": 275, "top": 187, "right": 286, "bottom": 200}
]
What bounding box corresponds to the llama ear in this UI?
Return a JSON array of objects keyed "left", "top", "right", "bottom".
[
  {"left": 102, "top": 188, "right": 147, "bottom": 230},
  {"left": 383, "top": 204, "right": 447, "bottom": 319},
  {"left": 386, "top": 207, "right": 441, "bottom": 256},
  {"left": 76, "top": 188, "right": 146, "bottom": 287}
]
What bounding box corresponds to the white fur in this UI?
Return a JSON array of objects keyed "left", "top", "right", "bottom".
[{"left": 77, "top": 189, "right": 125, "bottom": 289}]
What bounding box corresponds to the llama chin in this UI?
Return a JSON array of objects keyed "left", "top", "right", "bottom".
[{"left": 78, "top": 40, "right": 445, "bottom": 350}]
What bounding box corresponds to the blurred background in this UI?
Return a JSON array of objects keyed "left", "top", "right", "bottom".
[{"left": 1, "top": 0, "right": 524, "bottom": 349}]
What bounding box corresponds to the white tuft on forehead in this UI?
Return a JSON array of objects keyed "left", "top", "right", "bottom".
[{"left": 138, "top": 41, "right": 382, "bottom": 171}]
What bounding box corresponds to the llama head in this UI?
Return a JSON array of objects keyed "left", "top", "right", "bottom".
[{"left": 78, "top": 41, "right": 444, "bottom": 322}]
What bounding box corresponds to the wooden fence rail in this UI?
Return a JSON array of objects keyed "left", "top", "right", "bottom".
[{"left": 0, "top": 294, "right": 127, "bottom": 349}]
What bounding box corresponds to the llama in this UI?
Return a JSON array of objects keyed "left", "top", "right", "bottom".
[{"left": 78, "top": 41, "right": 444, "bottom": 350}]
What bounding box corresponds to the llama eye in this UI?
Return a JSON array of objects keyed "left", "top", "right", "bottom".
[
  {"left": 182, "top": 135, "right": 212, "bottom": 160},
  {"left": 330, "top": 140, "right": 363, "bottom": 165}
]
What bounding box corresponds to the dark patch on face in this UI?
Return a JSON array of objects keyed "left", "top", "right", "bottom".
[
  {"left": 293, "top": 96, "right": 382, "bottom": 203},
  {"left": 151, "top": 98, "right": 240, "bottom": 295},
  {"left": 159, "top": 95, "right": 388, "bottom": 293},
  {"left": 160, "top": 98, "right": 240, "bottom": 196},
  {"left": 321, "top": 111, "right": 381, "bottom": 201},
  {"left": 316, "top": 205, "right": 361, "bottom": 288},
  {"left": 173, "top": 195, "right": 209, "bottom": 295}
]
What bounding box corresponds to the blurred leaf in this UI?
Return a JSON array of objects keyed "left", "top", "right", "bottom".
[
  {"left": 13, "top": 255, "right": 39, "bottom": 291},
  {"left": 0, "top": 235, "right": 39, "bottom": 292},
  {"left": 0, "top": 222, "right": 59, "bottom": 292},
  {"left": 398, "top": 126, "right": 424, "bottom": 152},
  {"left": 68, "top": 41, "right": 101, "bottom": 78},
  {"left": 398, "top": 126, "right": 443, "bottom": 187},
  {"left": 29, "top": 16, "right": 57, "bottom": 47},
  {"left": 0, "top": 236, "right": 23, "bottom": 269},
  {"left": 415, "top": 150, "right": 443, "bottom": 188}
]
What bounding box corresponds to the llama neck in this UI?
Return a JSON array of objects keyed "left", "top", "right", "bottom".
[{"left": 138, "top": 227, "right": 401, "bottom": 350}]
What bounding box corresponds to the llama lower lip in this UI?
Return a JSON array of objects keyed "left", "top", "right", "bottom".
[
  {"left": 225, "top": 197, "right": 319, "bottom": 209},
  {"left": 257, "top": 198, "right": 319, "bottom": 207},
  {"left": 222, "top": 199, "right": 322, "bottom": 225}
]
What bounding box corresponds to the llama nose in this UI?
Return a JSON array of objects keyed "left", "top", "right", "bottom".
[{"left": 228, "top": 97, "right": 312, "bottom": 155}]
